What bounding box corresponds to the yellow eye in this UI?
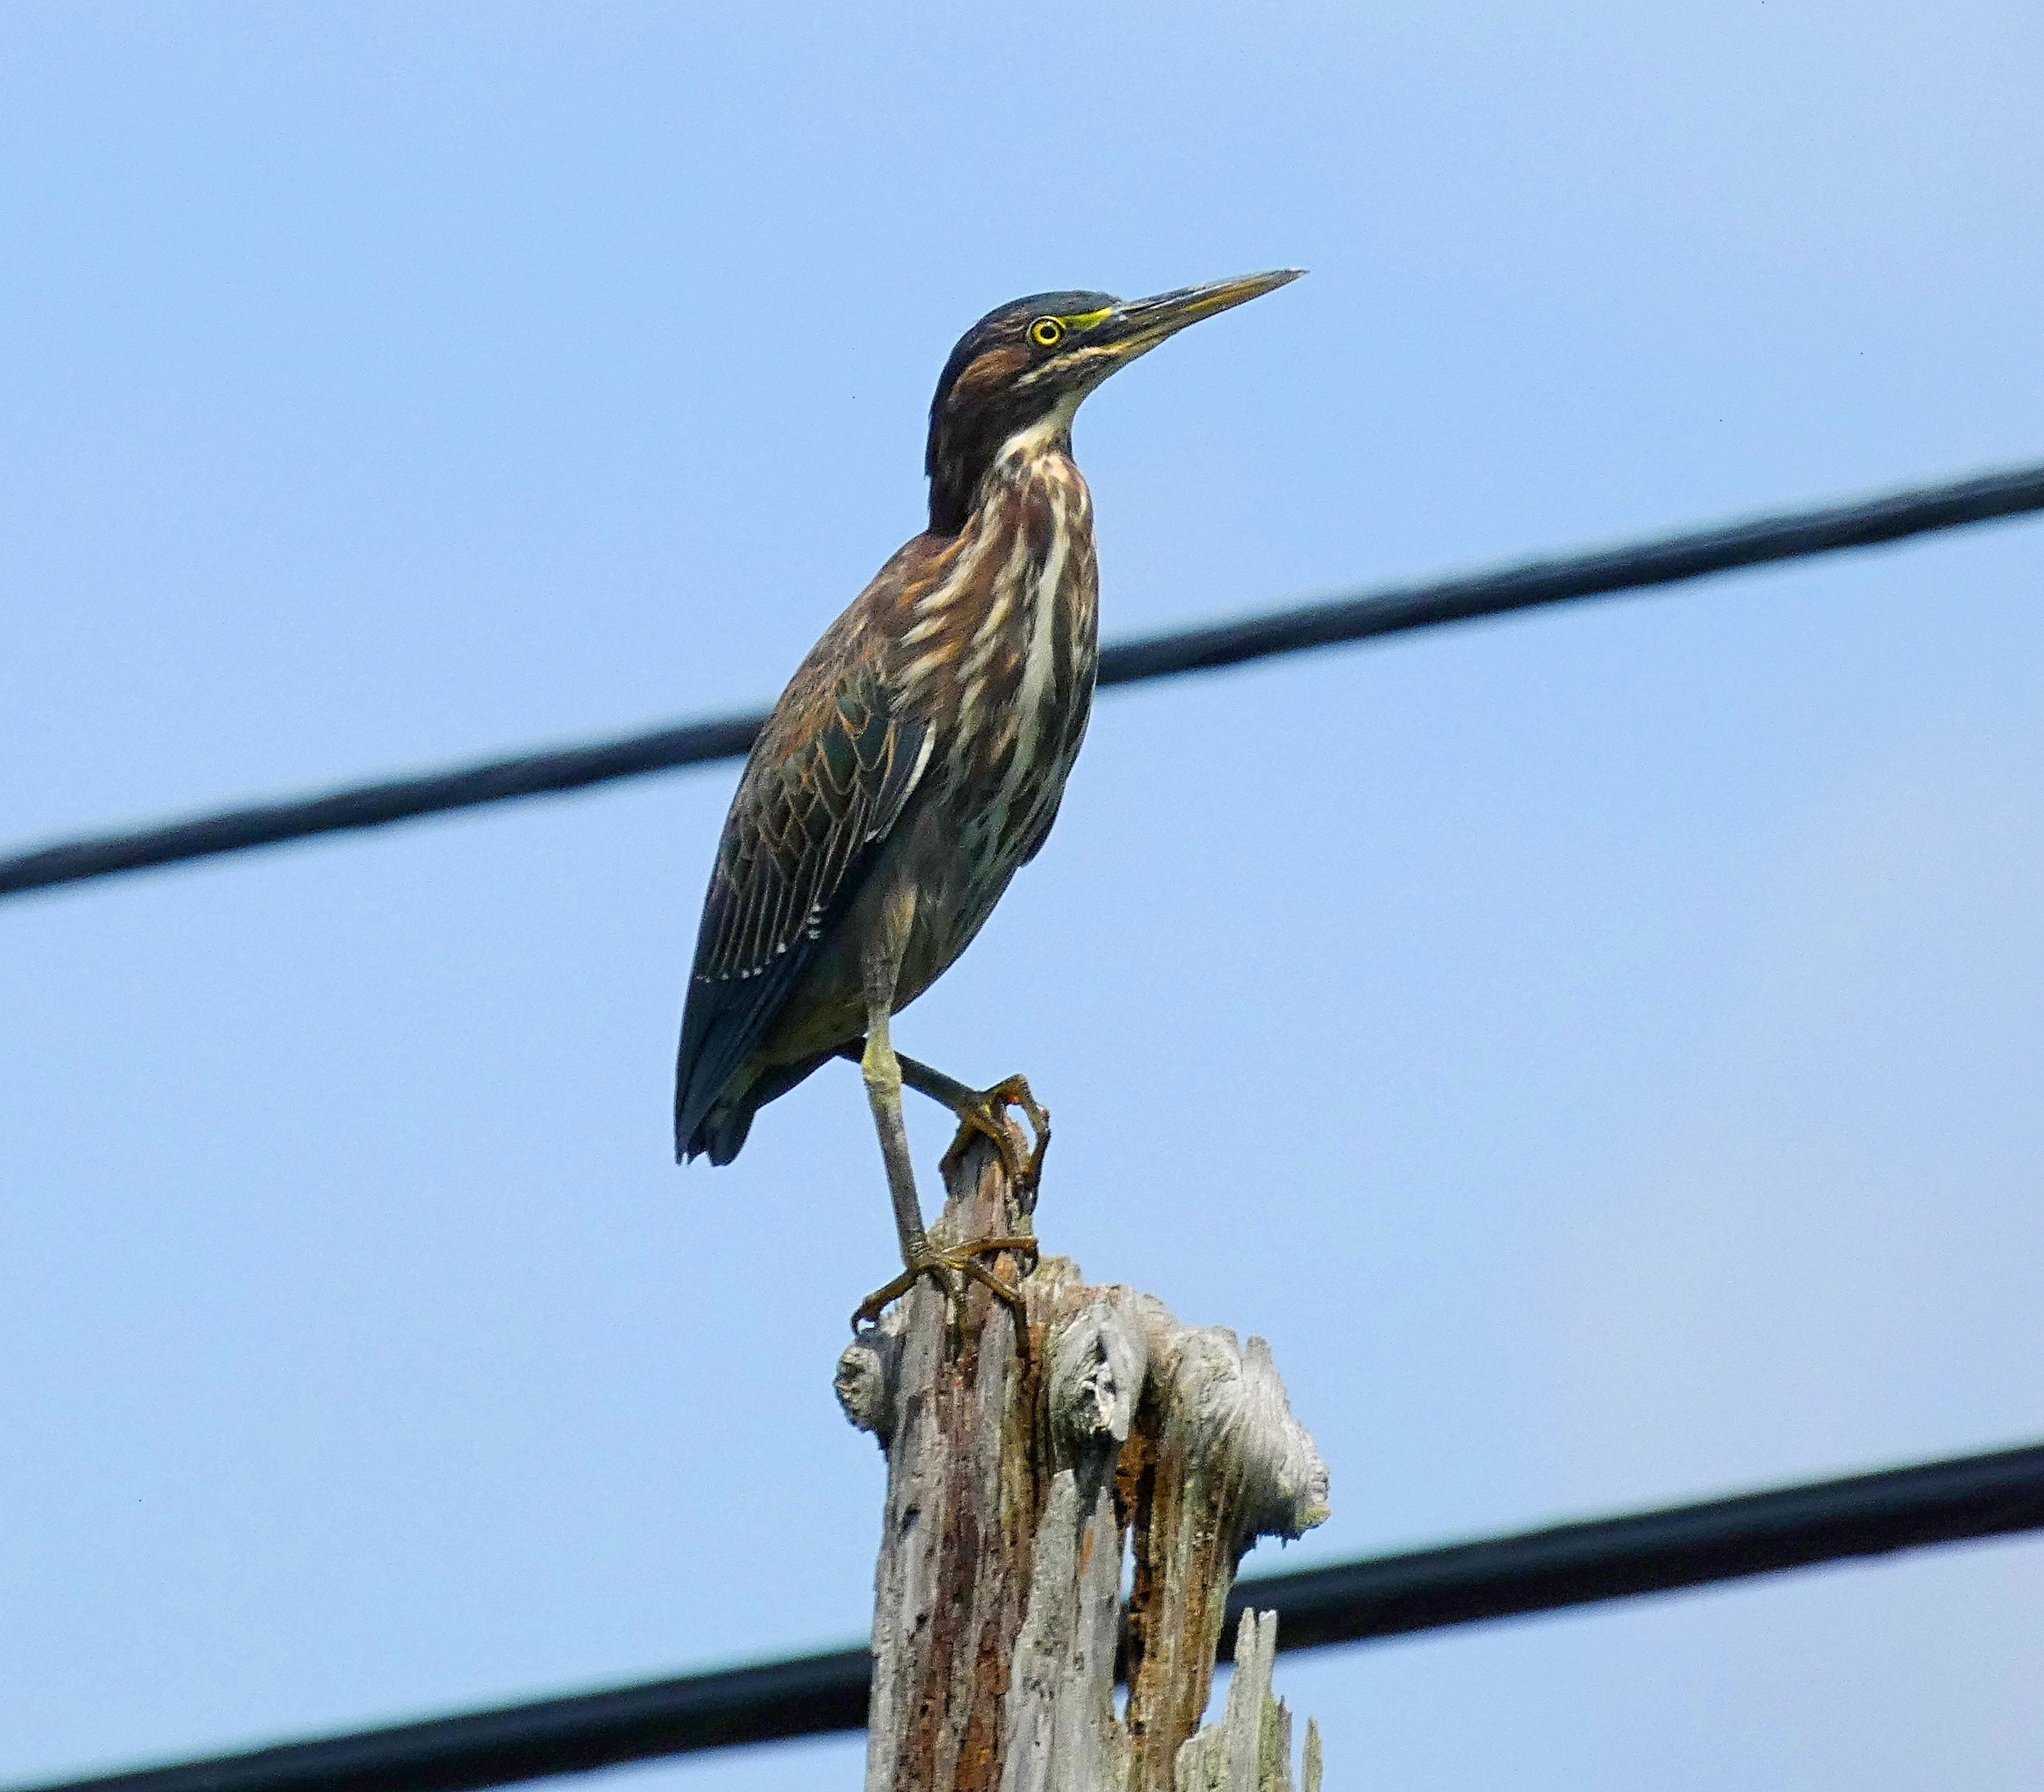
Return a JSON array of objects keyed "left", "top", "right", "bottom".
[{"left": 1029, "top": 316, "right": 1065, "bottom": 347}]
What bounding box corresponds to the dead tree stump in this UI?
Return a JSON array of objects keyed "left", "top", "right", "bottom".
[{"left": 836, "top": 1131, "right": 1331, "bottom": 1791}]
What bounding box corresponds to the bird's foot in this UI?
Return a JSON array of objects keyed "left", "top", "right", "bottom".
[
  {"left": 850, "top": 1234, "right": 1039, "bottom": 1333},
  {"left": 938, "top": 1074, "right": 1052, "bottom": 1195}
]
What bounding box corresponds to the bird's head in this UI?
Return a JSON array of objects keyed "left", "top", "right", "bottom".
[{"left": 924, "top": 269, "right": 1302, "bottom": 533}]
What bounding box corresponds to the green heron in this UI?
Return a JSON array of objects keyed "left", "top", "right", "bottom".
[{"left": 674, "top": 270, "right": 1301, "bottom": 1326}]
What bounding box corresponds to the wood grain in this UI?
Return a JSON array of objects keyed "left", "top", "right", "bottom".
[{"left": 837, "top": 1133, "right": 1330, "bottom": 1790}]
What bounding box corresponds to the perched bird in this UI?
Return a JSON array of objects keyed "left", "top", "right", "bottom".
[{"left": 675, "top": 270, "right": 1301, "bottom": 1325}]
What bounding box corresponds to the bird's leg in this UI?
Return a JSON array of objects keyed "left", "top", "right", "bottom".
[
  {"left": 850, "top": 968, "right": 1036, "bottom": 1333},
  {"left": 833, "top": 1045, "right": 1052, "bottom": 1195},
  {"left": 910, "top": 1056, "right": 1051, "bottom": 1197},
  {"left": 856, "top": 1002, "right": 944, "bottom": 1301}
]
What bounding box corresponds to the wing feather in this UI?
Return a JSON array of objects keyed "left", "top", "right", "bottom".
[{"left": 674, "top": 651, "right": 931, "bottom": 1158}]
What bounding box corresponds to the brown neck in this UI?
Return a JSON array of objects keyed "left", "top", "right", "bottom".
[{"left": 926, "top": 406, "right": 1074, "bottom": 535}]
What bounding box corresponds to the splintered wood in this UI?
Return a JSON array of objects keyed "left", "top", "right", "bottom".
[{"left": 836, "top": 1134, "right": 1331, "bottom": 1792}]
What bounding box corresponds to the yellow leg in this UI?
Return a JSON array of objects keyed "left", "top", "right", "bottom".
[
  {"left": 850, "top": 976, "right": 1040, "bottom": 1332},
  {"left": 840, "top": 1042, "right": 1052, "bottom": 1194},
  {"left": 849, "top": 1234, "right": 1041, "bottom": 1332}
]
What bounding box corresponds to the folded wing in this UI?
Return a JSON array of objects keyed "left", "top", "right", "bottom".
[{"left": 675, "top": 652, "right": 931, "bottom": 1160}]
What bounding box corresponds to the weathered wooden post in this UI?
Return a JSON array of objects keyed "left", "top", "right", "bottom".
[{"left": 836, "top": 1128, "right": 1332, "bottom": 1791}]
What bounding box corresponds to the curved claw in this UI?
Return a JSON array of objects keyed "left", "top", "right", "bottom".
[
  {"left": 939, "top": 1075, "right": 1052, "bottom": 1194},
  {"left": 850, "top": 1234, "right": 1039, "bottom": 1333}
]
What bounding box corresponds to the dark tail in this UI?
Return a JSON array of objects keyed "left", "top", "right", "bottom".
[{"left": 676, "top": 1050, "right": 836, "bottom": 1167}]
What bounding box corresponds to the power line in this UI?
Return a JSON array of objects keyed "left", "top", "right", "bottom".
[
  {"left": 21, "top": 1437, "right": 2043, "bottom": 1792},
  {"left": 3, "top": 456, "right": 2042, "bottom": 905}
]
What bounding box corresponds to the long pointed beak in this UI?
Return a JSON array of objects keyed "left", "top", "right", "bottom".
[{"left": 1106, "top": 268, "right": 1303, "bottom": 358}]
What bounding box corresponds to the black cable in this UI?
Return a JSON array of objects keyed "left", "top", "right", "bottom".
[
  {"left": 0, "top": 713, "right": 766, "bottom": 903},
  {"left": 4, "top": 457, "right": 2042, "bottom": 904},
  {"left": 20, "top": 1438, "right": 2042, "bottom": 1792},
  {"left": 1217, "top": 1434, "right": 2044, "bottom": 1649}
]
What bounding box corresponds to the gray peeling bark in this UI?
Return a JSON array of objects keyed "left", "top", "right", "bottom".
[{"left": 836, "top": 1133, "right": 1331, "bottom": 1791}]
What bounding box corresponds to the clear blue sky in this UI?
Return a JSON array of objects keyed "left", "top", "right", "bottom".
[{"left": 4, "top": 5, "right": 2042, "bottom": 1787}]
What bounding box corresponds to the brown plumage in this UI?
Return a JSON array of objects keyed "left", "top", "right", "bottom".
[{"left": 674, "top": 271, "right": 1301, "bottom": 1324}]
